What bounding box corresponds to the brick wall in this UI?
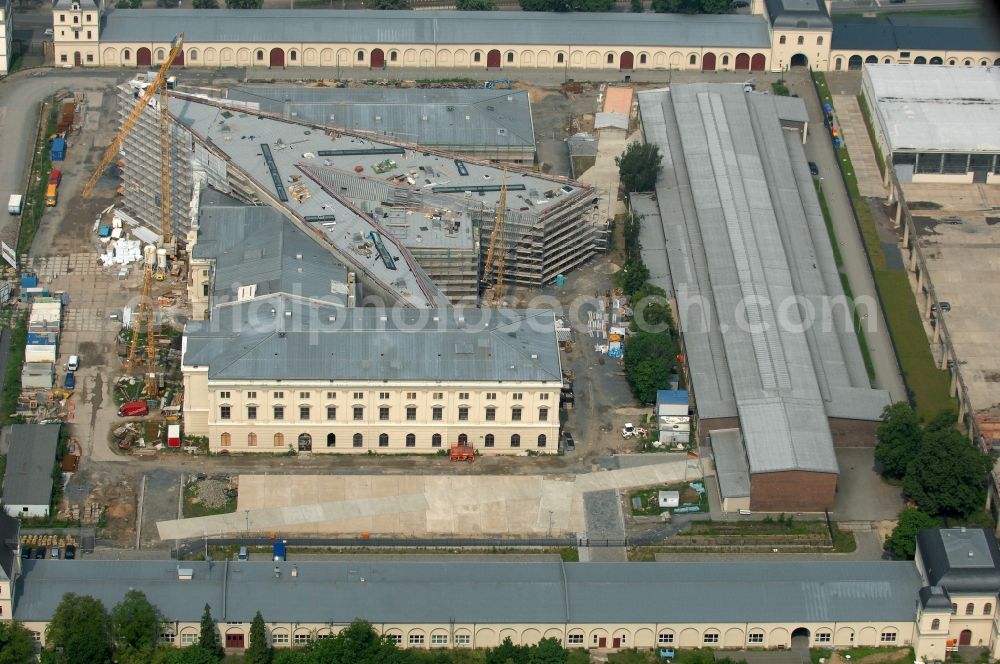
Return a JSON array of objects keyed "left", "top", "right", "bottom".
[
  {"left": 828, "top": 417, "right": 879, "bottom": 447},
  {"left": 750, "top": 471, "right": 837, "bottom": 512}
]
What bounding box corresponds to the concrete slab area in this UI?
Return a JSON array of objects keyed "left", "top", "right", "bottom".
[
  {"left": 155, "top": 456, "right": 696, "bottom": 540},
  {"left": 832, "top": 94, "right": 886, "bottom": 198}
]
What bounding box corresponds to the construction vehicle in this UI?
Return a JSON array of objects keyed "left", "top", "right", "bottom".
[
  {"left": 481, "top": 170, "right": 507, "bottom": 307},
  {"left": 484, "top": 79, "right": 512, "bottom": 90},
  {"left": 621, "top": 423, "right": 648, "bottom": 439},
  {"left": 45, "top": 183, "right": 58, "bottom": 207},
  {"left": 83, "top": 33, "right": 184, "bottom": 397},
  {"left": 449, "top": 444, "right": 476, "bottom": 462}
]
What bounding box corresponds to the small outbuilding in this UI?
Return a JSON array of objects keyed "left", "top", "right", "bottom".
[
  {"left": 1, "top": 423, "right": 61, "bottom": 518},
  {"left": 658, "top": 490, "right": 680, "bottom": 508}
]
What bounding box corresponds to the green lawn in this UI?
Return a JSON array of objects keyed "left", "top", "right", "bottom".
[
  {"left": 628, "top": 483, "right": 707, "bottom": 517},
  {"left": 183, "top": 483, "right": 238, "bottom": 518},
  {"left": 813, "top": 73, "right": 954, "bottom": 419}
]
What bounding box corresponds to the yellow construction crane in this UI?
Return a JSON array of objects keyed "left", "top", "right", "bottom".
[
  {"left": 84, "top": 33, "right": 183, "bottom": 396},
  {"left": 482, "top": 170, "right": 508, "bottom": 307}
]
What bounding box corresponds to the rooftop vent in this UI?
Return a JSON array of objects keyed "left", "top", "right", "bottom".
[
  {"left": 284, "top": 311, "right": 292, "bottom": 318},
  {"left": 295, "top": 253, "right": 302, "bottom": 260},
  {"left": 291, "top": 565, "right": 298, "bottom": 577},
  {"left": 530, "top": 354, "right": 538, "bottom": 359},
  {"left": 274, "top": 566, "right": 281, "bottom": 578}
]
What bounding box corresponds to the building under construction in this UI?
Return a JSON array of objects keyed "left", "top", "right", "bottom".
[{"left": 116, "top": 77, "right": 602, "bottom": 304}]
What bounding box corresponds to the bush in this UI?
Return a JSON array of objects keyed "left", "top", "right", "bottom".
[{"left": 616, "top": 142, "right": 662, "bottom": 193}]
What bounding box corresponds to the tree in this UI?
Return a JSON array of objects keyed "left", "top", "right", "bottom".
[
  {"left": 623, "top": 330, "right": 677, "bottom": 404},
  {"left": 487, "top": 637, "right": 529, "bottom": 664},
  {"left": 456, "top": 0, "right": 496, "bottom": 8},
  {"left": 159, "top": 646, "right": 222, "bottom": 664},
  {"left": 0, "top": 621, "right": 36, "bottom": 664},
  {"left": 885, "top": 507, "right": 940, "bottom": 559},
  {"left": 245, "top": 611, "right": 272, "bottom": 664},
  {"left": 112, "top": 589, "right": 164, "bottom": 655},
  {"left": 616, "top": 142, "right": 662, "bottom": 193},
  {"left": 197, "top": 604, "right": 224, "bottom": 659},
  {"left": 307, "top": 621, "right": 408, "bottom": 664},
  {"left": 529, "top": 638, "right": 569, "bottom": 664},
  {"left": 701, "top": 0, "right": 731, "bottom": 12},
  {"left": 225, "top": 0, "right": 263, "bottom": 6},
  {"left": 45, "top": 594, "right": 112, "bottom": 664},
  {"left": 874, "top": 402, "right": 924, "bottom": 480},
  {"left": 192, "top": 0, "right": 220, "bottom": 7},
  {"left": 619, "top": 260, "right": 650, "bottom": 297},
  {"left": 271, "top": 652, "right": 310, "bottom": 664},
  {"left": 115, "top": 0, "right": 142, "bottom": 7},
  {"left": 903, "top": 425, "right": 995, "bottom": 518},
  {"left": 631, "top": 0, "right": 643, "bottom": 11}
]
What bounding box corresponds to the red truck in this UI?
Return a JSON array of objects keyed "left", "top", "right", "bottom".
[
  {"left": 118, "top": 400, "right": 148, "bottom": 417},
  {"left": 48, "top": 170, "right": 62, "bottom": 186}
]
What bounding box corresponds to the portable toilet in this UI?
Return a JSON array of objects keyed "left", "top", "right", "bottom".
[
  {"left": 273, "top": 540, "right": 287, "bottom": 561},
  {"left": 167, "top": 424, "right": 181, "bottom": 448}
]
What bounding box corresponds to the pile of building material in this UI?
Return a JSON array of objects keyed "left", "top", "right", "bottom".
[{"left": 99, "top": 238, "right": 143, "bottom": 266}]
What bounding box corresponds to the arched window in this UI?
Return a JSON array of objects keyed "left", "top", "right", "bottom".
[
  {"left": 390, "top": 51, "right": 398, "bottom": 62},
  {"left": 289, "top": 50, "right": 297, "bottom": 62},
  {"left": 722, "top": 55, "right": 729, "bottom": 66},
  {"left": 247, "top": 432, "right": 257, "bottom": 447},
  {"left": 963, "top": 59, "right": 971, "bottom": 66},
  {"left": 779, "top": 36, "right": 786, "bottom": 45},
  {"left": 951, "top": 603, "right": 958, "bottom": 614},
  {"left": 985, "top": 603, "right": 992, "bottom": 615},
  {"left": 485, "top": 434, "right": 495, "bottom": 447},
  {"left": 432, "top": 433, "right": 442, "bottom": 447},
  {"left": 352, "top": 433, "right": 363, "bottom": 447},
  {"left": 537, "top": 434, "right": 546, "bottom": 447},
  {"left": 326, "top": 433, "right": 336, "bottom": 447},
  {"left": 221, "top": 432, "right": 231, "bottom": 446},
  {"left": 689, "top": 54, "right": 697, "bottom": 65},
  {"left": 607, "top": 53, "right": 614, "bottom": 64},
  {"left": 796, "top": 35, "right": 804, "bottom": 45},
  {"left": 274, "top": 432, "right": 284, "bottom": 447},
  {"left": 458, "top": 433, "right": 468, "bottom": 444},
  {"left": 357, "top": 51, "right": 365, "bottom": 62},
  {"left": 379, "top": 433, "right": 389, "bottom": 447},
  {"left": 123, "top": 49, "right": 131, "bottom": 61},
  {"left": 506, "top": 52, "right": 514, "bottom": 63},
  {"left": 835, "top": 57, "right": 842, "bottom": 70},
  {"left": 511, "top": 434, "right": 521, "bottom": 447},
  {"left": 156, "top": 49, "right": 165, "bottom": 60},
  {"left": 948, "top": 58, "right": 955, "bottom": 65},
  {"left": 931, "top": 619, "right": 940, "bottom": 630},
  {"left": 188, "top": 49, "right": 198, "bottom": 61},
  {"left": 915, "top": 56, "right": 927, "bottom": 64},
  {"left": 966, "top": 603, "right": 975, "bottom": 615},
  {"left": 256, "top": 50, "right": 264, "bottom": 61},
  {"left": 474, "top": 52, "right": 481, "bottom": 62},
  {"left": 406, "top": 433, "right": 416, "bottom": 447},
  {"left": 639, "top": 53, "right": 647, "bottom": 64},
  {"left": 817, "top": 36, "right": 823, "bottom": 45},
  {"left": 557, "top": 53, "right": 564, "bottom": 64}
]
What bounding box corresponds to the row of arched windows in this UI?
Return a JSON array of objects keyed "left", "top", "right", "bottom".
[{"left": 218, "top": 432, "right": 548, "bottom": 448}]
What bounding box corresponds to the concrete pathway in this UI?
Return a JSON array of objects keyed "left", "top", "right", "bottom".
[
  {"left": 832, "top": 94, "right": 886, "bottom": 198},
  {"left": 156, "top": 456, "right": 698, "bottom": 540},
  {"left": 791, "top": 74, "right": 907, "bottom": 402}
]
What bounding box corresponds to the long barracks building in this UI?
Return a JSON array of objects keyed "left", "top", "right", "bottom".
[{"left": 52, "top": 0, "right": 999, "bottom": 74}]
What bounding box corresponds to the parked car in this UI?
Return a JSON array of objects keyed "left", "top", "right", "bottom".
[
  {"left": 50, "top": 547, "right": 61, "bottom": 560},
  {"left": 563, "top": 432, "right": 575, "bottom": 452},
  {"left": 237, "top": 546, "right": 249, "bottom": 561},
  {"left": 67, "top": 354, "right": 79, "bottom": 371},
  {"left": 118, "top": 400, "right": 148, "bottom": 417},
  {"left": 33, "top": 548, "right": 45, "bottom": 559},
  {"left": 931, "top": 302, "right": 951, "bottom": 312},
  {"left": 21, "top": 546, "right": 32, "bottom": 560},
  {"left": 64, "top": 372, "right": 76, "bottom": 390},
  {"left": 809, "top": 162, "right": 819, "bottom": 177},
  {"left": 64, "top": 545, "right": 76, "bottom": 560}
]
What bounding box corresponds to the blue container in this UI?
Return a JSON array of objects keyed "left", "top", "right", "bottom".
[
  {"left": 20, "top": 273, "right": 38, "bottom": 288},
  {"left": 98, "top": 225, "right": 112, "bottom": 238},
  {"left": 272, "top": 540, "right": 286, "bottom": 561},
  {"left": 51, "top": 138, "right": 66, "bottom": 162}
]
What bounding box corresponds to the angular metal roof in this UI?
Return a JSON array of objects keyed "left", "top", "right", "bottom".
[
  {"left": 831, "top": 15, "right": 1000, "bottom": 52},
  {"left": 916, "top": 528, "right": 1000, "bottom": 595},
  {"left": 226, "top": 87, "right": 535, "bottom": 153},
  {"left": 1, "top": 424, "right": 60, "bottom": 510},
  {"left": 99, "top": 9, "right": 772, "bottom": 49},
  {"left": 14, "top": 558, "right": 922, "bottom": 625},
  {"left": 763, "top": 0, "right": 832, "bottom": 30},
  {"left": 638, "top": 83, "right": 891, "bottom": 476},
  {"left": 183, "top": 306, "right": 562, "bottom": 383}
]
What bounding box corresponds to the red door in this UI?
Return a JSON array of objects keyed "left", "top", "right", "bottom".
[
  {"left": 137, "top": 48, "right": 151, "bottom": 67},
  {"left": 174, "top": 49, "right": 184, "bottom": 66},
  {"left": 751, "top": 53, "right": 765, "bottom": 71},
  {"left": 735, "top": 52, "right": 749, "bottom": 70},
  {"left": 598, "top": 637, "right": 607, "bottom": 648},
  {"left": 702, "top": 52, "right": 716, "bottom": 71},
  {"left": 487, "top": 49, "right": 501, "bottom": 68},
  {"left": 960, "top": 630, "right": 973, "bottom": 646},
  {"left": 612, "top": 638, "right": 621, "bottom": 648},
  {"left": 73, "top": 52, "right": 81, "bottom": 66},
  {"left": 269, "top": 48, "right": 285, "bottom": 68},
  {"left": 371, "top": 48, "right": 385, "bottom": 68},
  {"left": 620, "top": 51, "right": 634, "bottom": 70},
  {"left": 226, "top": 633, "right": 245, "bottom": 649}
]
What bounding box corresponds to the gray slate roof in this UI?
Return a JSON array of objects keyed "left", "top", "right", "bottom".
[
  {"left": 831, "top": 15, "right": 1000, "bottom": 52},
  {"left": 916, "top": 528, "right": 1000, "bottom": 595},
  {"left": 193, "top": 194, "right": 350, "bottom": 308},
  {"left": 638, "top": 84, "right": 890, "bottom": 476},
  {"left": 183, "top": 307, "right": 562, "bottom": 383},
  {"left": 226, "top": 87, "right": 535, "bottom": 153},
  {"left": 99, "top": 9, "right": 772, "bottom": 49},
  {"left": 764, "top": 0, "right": 831, "bottom": 30},
  {"left": 1, "top": 424, "right": 59, "bottom": 509},
  {"left": 14, "top": 558, "right": 922, "bottom": 625}
]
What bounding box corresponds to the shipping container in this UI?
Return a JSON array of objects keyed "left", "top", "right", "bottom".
[
  {"left": 51, "top": 138, "right": 66, "bottom": 162},
  {"left": 273, "top": 540, "right": 286, "bottom": 561},
  {"left": 7, "top": 194, "right": 22, "bottom": 215},
  {"left": 20, "top": 363, "right": 54, "bottom": 390}
]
